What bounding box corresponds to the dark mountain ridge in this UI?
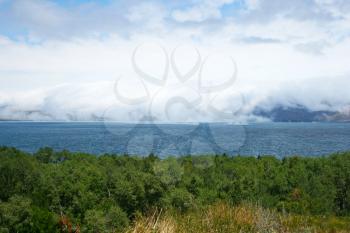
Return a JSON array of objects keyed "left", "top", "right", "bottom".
[{"left": 254, "top": 105, "right": 350, "bottom": 122}]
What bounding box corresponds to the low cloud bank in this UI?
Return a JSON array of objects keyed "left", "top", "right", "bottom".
[{"left": 1, "top": 76, "right": 349, "bottom": 123}]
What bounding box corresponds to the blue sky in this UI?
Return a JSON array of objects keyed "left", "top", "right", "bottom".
[
  {"left": 1, "top": 0, "right": 348, "bottom": 41},
  {"left": 0, "top": 0, "right": 350, "bottom": 121}
]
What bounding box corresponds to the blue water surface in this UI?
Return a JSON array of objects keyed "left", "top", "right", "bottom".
[{"left": 0, "top": 122, "right": 349, "bottom": 157}]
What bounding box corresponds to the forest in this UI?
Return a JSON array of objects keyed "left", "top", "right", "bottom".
[{"left": 1, "top": 146, "right": 350, "bottom": 232}]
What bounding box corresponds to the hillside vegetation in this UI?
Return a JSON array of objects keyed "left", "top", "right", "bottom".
[{"left": 1, "top": 147, "right": 350, "bottom": 232}]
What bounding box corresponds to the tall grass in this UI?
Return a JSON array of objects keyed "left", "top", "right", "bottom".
[{"left": 127, "top": 203, "right": 350, "bottom": 233}]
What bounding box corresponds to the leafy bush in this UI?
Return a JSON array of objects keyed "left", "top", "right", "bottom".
[{"left": 1, "top": 147, "right": 350, "bottom": 231}]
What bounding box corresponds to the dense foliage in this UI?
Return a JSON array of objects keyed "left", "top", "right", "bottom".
[{"left": 1, "top": 147, "right": 350, "bottom": 232}]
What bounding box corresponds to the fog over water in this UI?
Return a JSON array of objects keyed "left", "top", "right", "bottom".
[{"left": 0, "top": 0, "right": 350, "bottom": 122}]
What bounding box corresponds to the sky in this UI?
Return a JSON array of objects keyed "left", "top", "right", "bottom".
[{"left": 0, "top": 0, "right": 350, "bottom": 122}]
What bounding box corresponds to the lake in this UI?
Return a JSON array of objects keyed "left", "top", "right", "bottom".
[{"left": 0, "top": 122, "right": 349, "bottom": 157}]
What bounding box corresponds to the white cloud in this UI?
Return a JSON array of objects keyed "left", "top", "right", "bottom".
[
  {"left": 127, "top": 2, "right": 167, "bottom": 33},
  {"left": 0, "top": 0, "right": 350, "bottom": 121},
  {"left": 172, "top": 0, "right": 236, "bottom": 22},
  {"left": 245, "top": 0, "right": 260, "bottom": 10},
  {"left": 0, "top": 32, "right": 350, "bottom": 121},
  {"left": 0, "top": 0, "right": 136, "bottom": 39},
  {"left": 12, "top": 0, "right": 67, "bottom": 28}
]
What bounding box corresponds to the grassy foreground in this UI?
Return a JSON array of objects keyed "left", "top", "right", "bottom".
[
  {"left": 129, "top": 203, "right": 350, "bottom": 233},
  {"left": 1, "top": 147, "right": 350, "bottom": 232}
]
